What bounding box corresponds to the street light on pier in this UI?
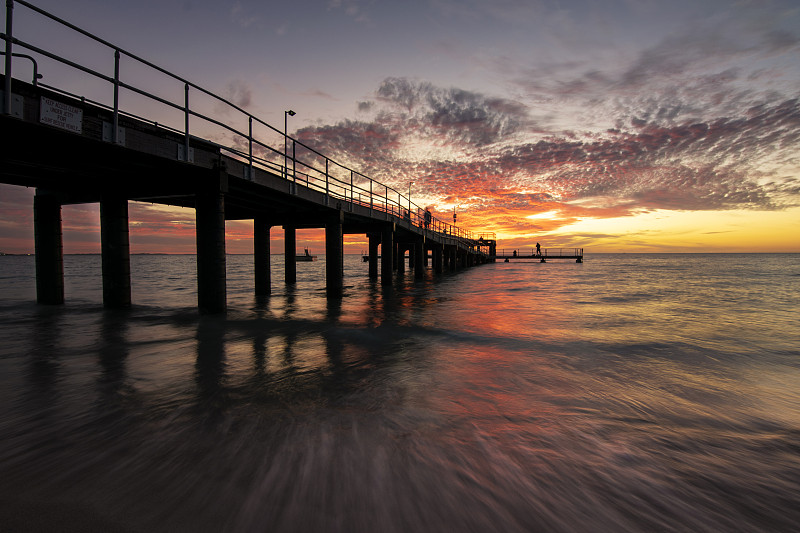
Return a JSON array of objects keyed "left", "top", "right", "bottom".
[
  {"left": 284, "top": 109, "right": 296, "bottom": 179},
  {"left": 408, "top": 181, "right": 414, "bottom": 215}
]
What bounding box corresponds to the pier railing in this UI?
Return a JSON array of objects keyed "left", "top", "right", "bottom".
[{"left": 1, "top": 0, "right": 477, "bottom": 243}]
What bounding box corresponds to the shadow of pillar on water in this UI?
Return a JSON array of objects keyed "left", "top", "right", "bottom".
[
  {"left": 253, "top": 326, "right": 268, "bottom": 378},
  {"left": 24, "top": 307, "right": 65, "bottom": 423},
  {"left": 27, "top": 307, "right": 64, "bottom": 390},
  {"left": 95, "top": 309, "right": 132, "bottom": 408},
  {"left": 194, "top": 316, "right": 228, "bottom": 416},
  {"left": 324, "top": 297, "right": 344, "bottom": 366},
  {"left": 254, "top": 294, "right": 270, "bottom": 311},
  {"left": 282, "top": 285, "right": 298, "bottom": 320}
]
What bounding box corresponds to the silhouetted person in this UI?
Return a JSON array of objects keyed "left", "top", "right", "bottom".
[
  {"left": 513, "top": 250, "right": 517, "bottom": 257},
  {"left": 536, "top": 242, "right": 541, "bottom": 256}
]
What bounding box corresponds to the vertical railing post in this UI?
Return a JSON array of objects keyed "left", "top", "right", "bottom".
[
  {"left": 370, "top": 178, "right": 373, "bottom": 211},
  {"left": 325, "top": 158, "right": 330, "bottom": 205},
  {"left": 291, "top": 140, "right": 296, "bottom": 192},
  {"left": 31, "top": 55, "right": 38, "bottom": 86},
  {"left": 248, "top": 116, "right": 253, "bottom": 180},
  {"left": 350, "top": 170, "right": 354, "bottom": 211},
  {"left": 112, "top": 49, "right": 120, "bottom": 144},
  {"left": 4, "top": 0, "right": 13, "bottom": 116},
  {"left": 182, "top": 83, "right": 190, "bottom": 161}
]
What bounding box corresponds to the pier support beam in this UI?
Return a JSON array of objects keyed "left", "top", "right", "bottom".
[
  {"left": 196, "top": 189, "right": 227, "bottom": 314},
  {"left": 100, "top": 196, "right": 131, "bottom": 308},
  {"left": 254, "top": 217, "right": 271, "bottom": 296},
  {"left": 33, "top": 191, "right": 64, "bottom": 305},
  {"left": 397, "top": 244, "right": 405, "bottom": 273},
  {"left": 433, "top": 245, "right": 443, "bottom": 274},
  {"left": 367, "top": 233, "right": 379, "bottom": 279},
  {"left": 381, "top": 225, "right": 394, "bottom": 285},
  {"left": 414, "top": 239, "right": 424, "bottom": 280},
  {"left": 326, "top": 212, "right": 344, "bottom": 298},
  {"left": 284, "top": 226, "right": 296, "bottom": 284}
]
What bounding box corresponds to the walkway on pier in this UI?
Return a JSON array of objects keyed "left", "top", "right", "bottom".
[{"left": 1, "top": 1, "right": 496, "bottom": 313}]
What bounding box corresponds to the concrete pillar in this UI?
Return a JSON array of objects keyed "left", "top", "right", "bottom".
[
  {"left": 100, "top": 196, "right": 131, "bottom": 308},
  {"left": 433, "top": 245, "right": 443, "bottom": 274},
  {"left": 368, "top": 233, "right": 379, "bottom": 279},
  {"left": 284, "top": 226, "right": 296, "bottom": 284},
  {"left": 33, "top": 191, "right": 64, "bottom": 305},
  {"left": 254, "top": 217, "right": 271, "bottom": 296},
  {"left": 414, "top": 240, "right": 424, "bottom": 279},
  {"left": 381, "top": 225, "right": 394, "bottom": 285},
  {"left": 326, "top": 212, "right": 344, "bottom": 298},
  {"left": 397, "top": 245, "right": 405, "bottom": 273},
  {"left": 196, "top": 190, "right": 226, "bottom": 314}
]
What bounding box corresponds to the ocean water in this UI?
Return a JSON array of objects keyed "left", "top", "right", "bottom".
[{"left": 0, "top": 253, "right": 798, "bottom": 532}]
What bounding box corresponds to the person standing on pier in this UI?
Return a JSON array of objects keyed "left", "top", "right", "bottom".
[{"left": 536, "top": 242, "right": 541, "bottom": 256}]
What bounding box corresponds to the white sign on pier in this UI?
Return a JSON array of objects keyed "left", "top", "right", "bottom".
[{"left": 40, "top": 96, "right": 83, "bottom": 134}]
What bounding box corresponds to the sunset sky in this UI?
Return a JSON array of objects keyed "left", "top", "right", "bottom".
[{"left": 1, "top": 0, "right": 799, "bottom": 254}]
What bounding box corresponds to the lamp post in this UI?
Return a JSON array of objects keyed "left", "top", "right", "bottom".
[
  {"left": 408, "top": 181, "right": 414, "bottom": 215},
  {"left": 284, "top": 109, "right": 295, "bottom": 180}
]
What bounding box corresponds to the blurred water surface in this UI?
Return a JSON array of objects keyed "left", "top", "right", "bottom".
[{"left": 1, "top": 253, "right": 798, "bottom": 532}]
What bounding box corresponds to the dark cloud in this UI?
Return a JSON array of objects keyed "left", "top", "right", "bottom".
[
  {"left": 374, "top": 77, "right": 528, "bottom": 146},
  {"left": 224, "top": 80, "right": 253, "bottom": 109},
  {"left": 296, "top": 119, "right": 401, "bottom": 174},
  {"left": 500, "top": 6, "right": 800, "bottom": 137},
  {"left": 302, "top": 88, "right": 336, "bottom": 100},
  {"left": 327, "top": 0, "right": 371, "bottom": 24}
]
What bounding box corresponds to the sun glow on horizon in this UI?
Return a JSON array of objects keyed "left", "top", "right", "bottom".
[{"left": 543, "top": 207, "right": 800, "bottom": 252}]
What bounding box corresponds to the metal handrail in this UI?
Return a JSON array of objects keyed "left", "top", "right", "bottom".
[
  {"left": 2, "top": 0, "right": 481, "bottom": 248},
  {"left": 0, "top": 50, "right": 39, "bottom": 84}
]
